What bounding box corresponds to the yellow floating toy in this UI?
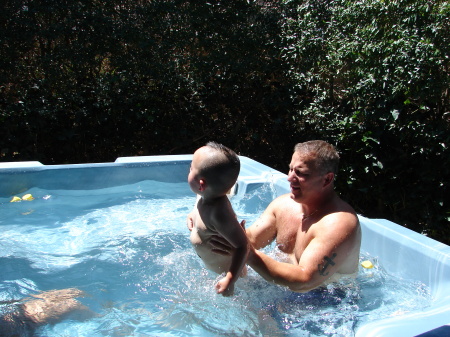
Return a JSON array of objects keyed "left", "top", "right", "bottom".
[
  {"left": 361, "top": 260, "right": 374, "bottom": 269},
  {"left": 10, "top": 196, "right": 22, "bottom": 202},
  {"left": 22, "top": 194, "right": 34, "bottom": 201}
]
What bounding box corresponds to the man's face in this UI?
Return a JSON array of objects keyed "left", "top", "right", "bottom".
[{"left": 287, "top": 151, "right": 325, "bottom": 201}]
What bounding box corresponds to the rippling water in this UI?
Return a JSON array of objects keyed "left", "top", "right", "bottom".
[{"left": 0, "top": 181, "right": 431, "bottom": 336}]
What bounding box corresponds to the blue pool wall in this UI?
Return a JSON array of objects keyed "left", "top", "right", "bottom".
[{"left": 1, "top": 155, "right": 449, "bottom": 337}]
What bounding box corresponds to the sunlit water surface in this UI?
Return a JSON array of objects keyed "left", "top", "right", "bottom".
[{"left": 0, "top": 181, "right": 431, "bottom": 336}]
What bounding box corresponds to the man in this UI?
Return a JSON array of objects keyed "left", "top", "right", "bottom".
[{"left": 211, "top": 140, "right": 361, "bottom": 292}]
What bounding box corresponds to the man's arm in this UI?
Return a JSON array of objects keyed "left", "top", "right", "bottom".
[
  {"left": 248, "top": 213, "right": 360, "bottom": 292},
  {"left": 247, "top": 240, "right": 335, "bottom": 292},
  {"left": 245, "top": 196, "right": 281, "bottom": 249}
]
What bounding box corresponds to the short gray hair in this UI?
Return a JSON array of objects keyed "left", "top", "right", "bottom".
[{"left": 294, "top": 140, "right": 340, "bottom": 175}]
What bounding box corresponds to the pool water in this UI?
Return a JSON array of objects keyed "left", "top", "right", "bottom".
[{"left": 0, "top": 180, "right": 431, "bottom": 336}]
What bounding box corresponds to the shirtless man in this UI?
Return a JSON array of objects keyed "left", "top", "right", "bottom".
[
  {"left": 212, "top": 140, "right": 361, "bottom": 292},
  {"left": 188, "top": 142, "right": 248, "bottom": 296}
]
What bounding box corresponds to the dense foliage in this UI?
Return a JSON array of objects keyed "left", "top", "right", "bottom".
[
  {"left": 1, "top": 0, "right": 449, "bottom": 243},
  {"left": 281, "top": 0, "right": 449, "bottom": 242}
]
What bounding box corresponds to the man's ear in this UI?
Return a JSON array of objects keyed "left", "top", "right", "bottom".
[
  {"left": 199, "top": 179, "right": 206, "bottom": 191},
  {"left": 323, "top": 173, "right": 334, "bottom": 187}
]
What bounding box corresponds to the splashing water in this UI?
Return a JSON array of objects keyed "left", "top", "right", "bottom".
[{"left": 0, "top": 181, "right": 431, "bottom": 336}]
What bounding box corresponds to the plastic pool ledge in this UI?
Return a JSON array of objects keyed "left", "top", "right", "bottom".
[{"left": 1, "top": 155, "right": 449, "bottom": 337}]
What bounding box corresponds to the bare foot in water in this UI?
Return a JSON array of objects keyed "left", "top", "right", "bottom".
[
  {"left": 21, "top": 288, "right": 92, "bottom": 325},
  {"left": 0, "top": 288, "right": 95, "bottom": 336}
]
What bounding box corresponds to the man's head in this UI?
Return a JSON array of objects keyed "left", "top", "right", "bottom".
[
  {"left": 288, "top": 140, "right": 340, "bottom": 201},
  {"left": 188, "top": 142, "right": 240, "bottom": 196},
  {"left": 294, "top": 140, "right": 340, "bottom": 176}
]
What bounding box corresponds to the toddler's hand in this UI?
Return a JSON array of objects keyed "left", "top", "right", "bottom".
[
  {"left": 186, "top": 213, "right": 194, "bottom": 231},
  {"left": 215, "top": 277, "right": 234, "bottom": 297}
]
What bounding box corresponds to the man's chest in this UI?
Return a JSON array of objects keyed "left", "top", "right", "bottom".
[{"left": 275, "top": 213, "right": 313, "bottom": 254}]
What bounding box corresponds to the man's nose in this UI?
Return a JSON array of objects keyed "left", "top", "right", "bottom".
[{"left": 287, "top": 170, "right": 295, "bottom": 181}]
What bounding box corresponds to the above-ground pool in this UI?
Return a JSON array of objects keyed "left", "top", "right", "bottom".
[{"left": 1, "top": 155, "right": 449, "bottom": 337}]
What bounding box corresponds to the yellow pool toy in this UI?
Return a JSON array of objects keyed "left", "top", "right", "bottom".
[
  {"left": 10, "top": 196, "right": 22, "bottom": 202},
  {"left": 361, "top": 260, "right": 374, "bottom": 269},
  {"left": 10, "top": 194, "right": 35, "bottom": 202},
  {"left": 22, "top": 194, "right": 34, "bottom": 201}
]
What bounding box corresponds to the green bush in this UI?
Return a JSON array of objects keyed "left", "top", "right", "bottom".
[
  {"left": 0, "top": 0, "right": 296, "bottom": 166},
  {"left": 282, "top": 0, "right": 449, "bottom": 242},
  {"left": 1, "top": 0, "right": 448, "bottom": 243}
]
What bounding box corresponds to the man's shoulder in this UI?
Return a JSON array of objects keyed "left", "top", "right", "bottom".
[
  {"left": 268, "top": 193, "right": 296, "bottom": 210},
  {"left": 318, "top": 207, "right": 359, "bottom": 233},
  {"left": 271, "top": 193, "right": 294, "bottom": 205}
]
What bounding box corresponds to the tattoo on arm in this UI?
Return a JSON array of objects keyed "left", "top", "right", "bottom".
[{"left": 318, "top": 253, "right": 337, "bottom": 276}]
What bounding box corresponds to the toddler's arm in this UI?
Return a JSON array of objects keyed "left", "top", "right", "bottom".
[{"left": 211, "top": 205, "right": 249, "bottom": 296}]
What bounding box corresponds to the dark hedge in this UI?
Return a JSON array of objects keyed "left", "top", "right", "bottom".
[{"left": 1, "top": 0, "right": 448, "bottom": 243}]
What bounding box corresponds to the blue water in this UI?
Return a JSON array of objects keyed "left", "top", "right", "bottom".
[{"left": 0, "top": 181, "right": 431, "bottom": 336}]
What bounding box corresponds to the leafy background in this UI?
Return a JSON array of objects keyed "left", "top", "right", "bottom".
[{"left": 1, "top": 0, "right": 449, "bottom": 244}]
